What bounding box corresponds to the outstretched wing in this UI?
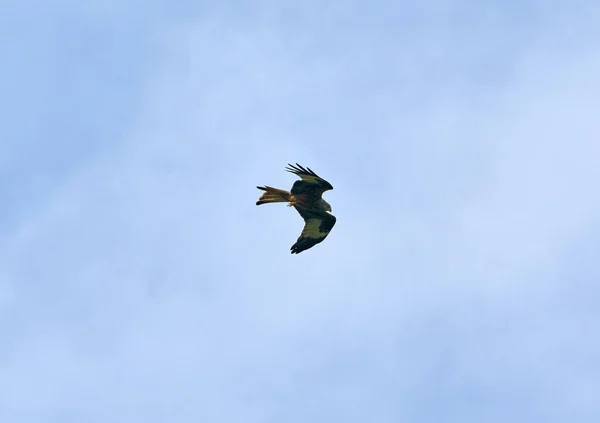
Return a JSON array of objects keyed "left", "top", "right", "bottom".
[
  {"left": 286, "top": 163, "right": 333, "bottom": 195},
  {"left": 291, "top": 207, "right": 337, "bottom": 254}
]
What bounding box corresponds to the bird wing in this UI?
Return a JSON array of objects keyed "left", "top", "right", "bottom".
[
  {"left": 285, "top": 163, "right": 333, "bottom": 195},
  {"left": 290, "top": 207, "right": 337, "bottom": 254}
]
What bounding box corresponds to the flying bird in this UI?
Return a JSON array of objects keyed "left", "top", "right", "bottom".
[{"left": 256, "top": 163, "right": 336, "bottom": 254}]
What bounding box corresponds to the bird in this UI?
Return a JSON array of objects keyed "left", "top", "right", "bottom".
[{"left": 256, "top": 163, "right": 336, "bottom": 254}]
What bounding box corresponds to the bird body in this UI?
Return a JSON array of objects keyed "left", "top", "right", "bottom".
[{"left": 256, "top": 163, "right": 336, "bottom": 254}]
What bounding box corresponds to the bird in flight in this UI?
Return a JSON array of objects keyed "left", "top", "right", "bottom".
[{"left": 256, "top": 163, "right": 336, "bottom": 254}]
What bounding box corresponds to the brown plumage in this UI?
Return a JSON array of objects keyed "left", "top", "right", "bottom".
[
  {"left": 255, "top": 186, "right": 292, "bottom": 205},
  {"left": 256, "top": 163, "right": 336, "bottom": 254}
]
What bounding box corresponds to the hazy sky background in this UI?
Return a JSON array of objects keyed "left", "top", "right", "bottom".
[{"left": 2, "top": 1, "right": 600, "bottom": 422}]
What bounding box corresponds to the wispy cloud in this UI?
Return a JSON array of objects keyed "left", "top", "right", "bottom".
[{"left": 2, "top": 1, "right": 600, "bottom": 422}]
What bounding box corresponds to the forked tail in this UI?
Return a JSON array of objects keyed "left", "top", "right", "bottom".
[{"left": 256, "top": 186, "right": 292, "bottom": 205}]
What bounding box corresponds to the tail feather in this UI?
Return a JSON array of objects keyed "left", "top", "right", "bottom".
[{"left": 256, "top": 186, "right": 292, "bottom": 205}]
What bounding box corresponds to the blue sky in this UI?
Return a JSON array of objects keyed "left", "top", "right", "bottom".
[{"left": 2, "top": 1, "right": 600, "bottom": 421}]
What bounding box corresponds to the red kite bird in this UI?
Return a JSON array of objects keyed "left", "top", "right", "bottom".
[{"left": 256, "top": 163, "right": 336, "bottom": 254}]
